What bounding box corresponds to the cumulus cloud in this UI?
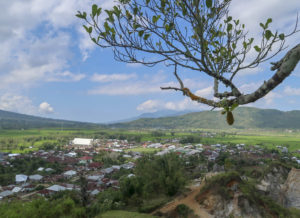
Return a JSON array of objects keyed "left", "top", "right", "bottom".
[
  {"left": 136, "top": 86, "right": 214, "bottom": 112},
  {"left": 39, "top": 102, "right": 54, "bottom": 114},
  {"left": 136, "top": 97, "right": 209, "bottom": 113},
  {"left": 91, "top": 73, "right": 137, "bottom": 83},
  {"left": 88, "top": 82, "right": 164, "bottom": 95},
  {"left": 0, "top": 93, "right": 37, "bottom": 115},
  {"left": 0, "top": 0, "right": 116, "bottom": 92},
  {"left": 284, "top": 86, "right": 300, "bottom": 96},
  {"left": 136, "top": 100, "right": 160, "bottom": 112}
]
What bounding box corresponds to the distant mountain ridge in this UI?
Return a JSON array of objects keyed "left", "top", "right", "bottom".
[
  {"left": 110, "top": 107, "right": 300, "bottom": 129},
  {"left": 108, "top": 110, "right": 197, "bottom": 123},
  {"left": 0, "top": 110, "right": 98, "bottom": 129},
  {"left": 2, "top": 107, "right": 300, "bottom": 130}
]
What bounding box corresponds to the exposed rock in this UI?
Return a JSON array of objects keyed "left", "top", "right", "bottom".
[
  {"left": 256, "top": 164, "right": 290, "bottom": 204},
  {"left": 199, "top": 192, "right": 262, "bottom": 218},
  {"left": 282, "top": 168, "right": 300, "bottom": 209}
]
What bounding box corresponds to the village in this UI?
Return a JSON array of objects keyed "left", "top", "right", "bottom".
[{"left": 0, "top": 136, "right": 299, "bottom": 202}]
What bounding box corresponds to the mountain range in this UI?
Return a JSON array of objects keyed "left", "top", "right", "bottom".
[
  {"left": 110, "top": 107, "right": 300, "bottom": 130},
  {"left": 0, "top": 110, "right": 98, "bottom": 130},
  {"left": 1, "top": 107, "right": 300, "bottom": 130}
]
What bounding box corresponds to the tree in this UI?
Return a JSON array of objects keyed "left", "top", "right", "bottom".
[{"left": 77, "top": 0, "right": 300, "bottom": 124}]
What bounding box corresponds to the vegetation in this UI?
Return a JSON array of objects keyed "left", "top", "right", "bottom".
[
  {"left": 113, "top": 107, "right": 300, "bottom": 130},
  {"left": 0, "top": 197, "right": 85, "bottom": 218},
  {"left": 78, "top": 0, "right": 299, "bottom": 125},
  {"left": 0, "top": 109, "right": 99, "bottom": 130},
  {"left": 0, "top": 157, "right": 62, "bottom": 186},
  {"left": 97, "top": 210, "right": 156, "bottom": 218}
]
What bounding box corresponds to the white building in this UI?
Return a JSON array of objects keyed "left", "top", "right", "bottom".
[
  {"left": 47, "top": 185, "right": 66, "bottom": 192},
  {"left": 15, "top": 174, "right": 28, "bottom": 183},
  {"left": 63, "top": 170, "right": 77, "bottom": 177},
  {"left": 71, "top": 138, "right": 93, "bottom": 147}
]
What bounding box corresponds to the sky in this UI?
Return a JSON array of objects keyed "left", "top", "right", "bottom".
[{"left": 0, "top": 0, "right": 299, "bottom": 123}]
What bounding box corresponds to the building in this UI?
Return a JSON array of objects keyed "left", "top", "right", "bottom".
[
  {"left": 15, "top": 174, "right": 28, "bottom": 183},
  {"left": 71, "top": 138, "right": 94, "bottom": 148}
]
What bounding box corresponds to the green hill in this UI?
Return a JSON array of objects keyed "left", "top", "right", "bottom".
[
  {"left": 111, "top": 107, "right": 300, "bottom": 130},
  {"left": 0, "top": 110, "right": 98, "bottom": 130}
]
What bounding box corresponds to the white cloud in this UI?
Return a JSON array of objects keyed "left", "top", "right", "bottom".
[
  {"left": 0, "top": 0, "right": 116, "bottom": 91},
  {"left": 88, "top": 82, "right": 164, "bottom": 95},
  {"left": 239, "top": 82, "right": 262, "bottom": 94},
  {"left": 46, "top": 71, "right": 86, "bottom": 82},
  {"left": 137, "top": 97, "right": 209, "bottom": 113},
  {"left": 195, "top": 86, "right": 214, "bottom": 98},
  {"left": 263, "top": 91, "right": 282, "bottom": 105},
  {"left": 39, "top": 102, "right": 54, "bottom": 114},
  {"left": 0, "top": 93, "right": 37, "bottom": 115},
  {"left": 91, "top": 73, "right": 137, "bottom": 83},
  {"left": 284, "top": 86, "right": 300, "bottom": 96},
  {"left": 136, "top": 100, "right": 160, "bottom": 112},
  {"left": 126, "top": 63, "right": 143, "bottom": 68}
]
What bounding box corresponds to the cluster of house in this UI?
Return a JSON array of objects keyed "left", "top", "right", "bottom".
[
  {"left": 0, "top": 138, "right": 138, "bottom": 201},
  {"left": 1, "top": 137, "right": 299, "bottom": 201}
]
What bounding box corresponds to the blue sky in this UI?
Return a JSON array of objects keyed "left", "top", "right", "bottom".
[{"left": 0, "top": 0, "right": 299, "bottom": 123}]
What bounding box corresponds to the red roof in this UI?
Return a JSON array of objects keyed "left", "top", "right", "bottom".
[
  {"left": 80, "top": 156, "right": 93, "bottom": 160},
  {"left": 88, "top": 162, "right": 102, "bottom": 168}
]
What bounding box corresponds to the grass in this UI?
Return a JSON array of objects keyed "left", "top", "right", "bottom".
[
  {"left": 126, "top": 147, "right": 161, "bottom": 153},
  {"left": 0, "top": 128, "right": 300, "bottom": 155},
  {"left": 97, "top": 210, "right": 157, "bottom": 218}
]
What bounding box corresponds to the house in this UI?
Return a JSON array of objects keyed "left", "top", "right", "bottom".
[
  {"left": 37, "top": 167, "right": 44, "bottom": 172},
  {"left": 88, "top": 162, "right": 102, "bottom": 169},
  {"left": 47, "top": 185, "right": 67, "bottom": 192},
  {"left": 79, "top": 156, "right": 93, "bottom": 164},
  {"left": 63, "top": 170, "right": 77, "bottom": 177},
  {"left": 101, "top": 167, "right": 114, "bottom": 174},
  {"left": 87, "top": 175, "right": 104, "bottom": 181},
  {"left": 121, "top": 162, "right": 135, "bottom": 170},
  {"left": 11, "top": 187, "right": 22, "bottom": 193},
  {"left": 29, "top": 174, "right": 43, "bottom": 182},
  {"left": 66, "top": 152, "right": 77, "bottom": 157},
  {"left": 90, "top": 189, "right": 100, "bottom": 196},
  {"left": 15, "top": 174, "right": 28, "bottom": 183},
  {"left": 0, "top": 190, "right": 13, "bottom": 198}
]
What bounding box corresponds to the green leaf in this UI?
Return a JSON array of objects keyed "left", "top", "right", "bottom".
[
  {"left": 83, "top": 25, "right": 89, "bottom": 33},
  {"left": 143, "top": 34, "right": 150, "bottom": 40},
  {"left": 113, "top": 6, "right": 121, "bottom": 18},
  {"left": 153, "top": 15, "right": 161, "bottom": 23},
  {"left": 138, "top": 30, "right": 144, "bottom": 37},
  {"left": 227, "top": 23, "right": 233, "bottom": 32},
  {"left": 279, "top": 33, "right": 285, "bottom": 40},
  {"left": 97, "top": 8, "right": 102, "bottom": 16},
  {"left": 266, "top": 18, "right": 272, "bottom": 28},
  {"left": 126, "top": 10, "right": 132, "bottom": 20},
  {"left": 206, "top": 0, "right": 212, "bottom": 8},
  {"left": 260, "top": 23, "right": 265, "bottom": 29},
  {"left": 76, "top": 13, "right": 84, "bottom": 19},
  {"left": 265, "top": 30, "right": 273, "bottom": 40},
  {"left": 254, "top": 45, "right": 261, "bottom": 52},
  {"left": 92, "top": 4, "right": 98, "bottom": 17},
  {"left": 230, "top": 103, "right": 239, "bottom": 111},
  {"left": 133, "top": 7, "right": 138, "bottom": 15}
]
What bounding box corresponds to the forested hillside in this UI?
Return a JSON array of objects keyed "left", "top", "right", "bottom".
[{"left": 112, "top": 107, "right": 300, "bottom": 129}]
